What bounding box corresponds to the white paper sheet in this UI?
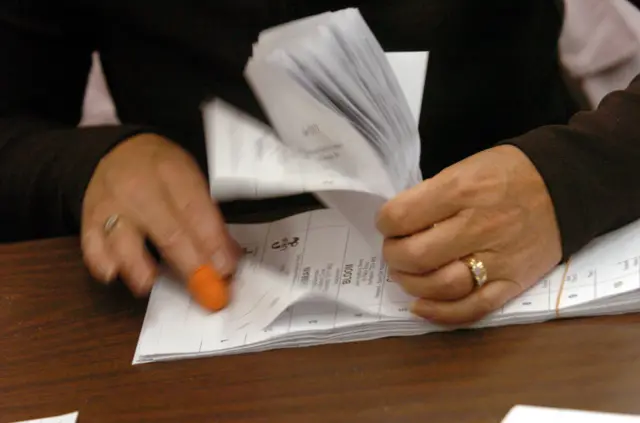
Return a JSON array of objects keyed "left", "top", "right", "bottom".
[
  {"left": 503, "top": 405, "right": 640, "bottom": 423},
  {"left": 134, "top": 206, "right": 640, "bottom": 363},
  {"left": 11, "top": 412, "right": 79, "bottom": 423}
]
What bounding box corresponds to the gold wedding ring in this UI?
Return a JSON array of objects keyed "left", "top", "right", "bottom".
[
  {"left": 464, "top": 255, "right": 488, "bottom": 287},
  {"left": 103, "top": 214, "right": 120, "bottom": 235}
]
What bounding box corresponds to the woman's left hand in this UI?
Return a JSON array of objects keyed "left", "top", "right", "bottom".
[{"left": 376, "top": 145, "right": 563, "bottom": 325}]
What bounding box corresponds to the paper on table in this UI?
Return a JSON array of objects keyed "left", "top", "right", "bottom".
[
  {"left": 11, "top": 412, "right": 79, "bottom": 423},
  {"left": 134, "top": 206, "right": 640, "bottom": 364},
  {"left": 502, "top": 405, "right": 640, "bottom": 423}
]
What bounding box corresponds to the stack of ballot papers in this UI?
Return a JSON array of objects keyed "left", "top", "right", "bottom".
[
  {"left": 502, "top": 405, "right": 640, "bottom": 422},
  {"left": 132, "top": 8, "right": 640, "bottom": 364}
]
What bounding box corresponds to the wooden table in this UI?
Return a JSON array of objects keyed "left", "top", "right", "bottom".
[{"left": 3, "top": 237, "right": 640, "bottom": 423}]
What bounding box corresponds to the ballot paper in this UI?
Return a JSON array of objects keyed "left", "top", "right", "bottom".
[
  {"left": 11, "top": 412, "right": 79, "bottom": 423},
  {"left": 133, "top": 8, "right": 640, "bottom": 364},
  {"left": 502, "top": 405, "right": 640, "bottom": 423}
]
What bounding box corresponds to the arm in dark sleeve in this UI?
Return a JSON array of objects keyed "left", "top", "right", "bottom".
[
  {"left": 505, "top": 74, "right": 640, "bottom": 260},
  {"left": 0, "top": 2, "right": 148, "bottom": 242}
]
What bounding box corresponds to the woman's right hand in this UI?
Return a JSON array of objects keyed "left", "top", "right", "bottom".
[{"left": 80, "top": 133, "right": 241, "bottom": 305}]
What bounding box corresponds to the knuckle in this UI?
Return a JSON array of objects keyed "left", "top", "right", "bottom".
[
  {"left": 100, "top": 156, "right": 150, "bottom": 190},
  {"left": 80, "top": 231, "right": 102, "bottom": 262},
  {"left": 456, "top": 207, "right": 476, "bottom": 226},
  {"left": 455, "top": 209, "right": 481, "bottom": 238},
  {"left": 105, "top": 172, "right": 152, "bottom": 209},
  {"left": 390, "top": 273, "right": 410, "bottom": 290},
  {"left": 383, "top": 238, "right": 427, "bottom": 274},
  {"left": 439, "top": 270, "right": 463, "bottom": 296},
  {"left": 449, "top": 173, "right": 477, "bottom": 203},
  {"left": 489, "top": 207, "right": 520, "bottom": 232},
  {"left": 448, "top": 165, "right": 506, "bottom": 207},
  {"left": 455, "top": 181, "right": 477, "bottom": 203},
  {"left": 178, "top": 198, "right": 202, "bottom": 228},
  {"left": 81, "top": 238, "right": 114, "bottom": 281},
  {"left": 156, "top": 225, "right": 189, "bottom": 251},
  {"left": 395, "top": 275, "right": 423, "bottom": 298},
  {"left": 382, "top": 241, "right": 399, "bottom": 267},
  {"left": 180, "top": 198, "right": 216, "bottom": 236},
  {"left": 472, "top": 207, "right": 525, "bottom": 250},
  {"left": 101, "top": 164, "right": 122, "bottom": 186},
  {"left": 378, "top": 201, "right": 409, "bottom": 234},
  {"left": 155, "top": 153, "right": 182, "bottom": 177},
  {"left": 85, "top": 265, "right": 107, "bottom": 282},
  {"left": 118, "top": 174, "right": 148, "bottom": 198},
  {"left": 412, "top": 306, "right": 432, "bottom": 320},
  {"left": 156, "top": 148, "right": 198, "bottom": 177},
  {"left": 81, "top": 249, "right": 101, "bottom": 275},
  {"left": 491, "top": 255, "right": 517, "bottom": 283},
  {"left": 474, "top": 212, "right": 501, "bottom": 238},
  {"left": 403, "top": 239, "right": 426, "bottom": 268}
]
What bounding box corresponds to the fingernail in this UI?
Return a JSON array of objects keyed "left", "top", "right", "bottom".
[
  {"left": 102, "top": 264, "right": 117, "bottom": 284},
  {"left": 189, "top": 265, "right": 229, "bottom": 312},
  {"left": 133, "top": 270, "right": 155, "bottom": 296},
  {"left": 410, "top": 300, "right": 433, "bottom": 319},
  {"left": 211, "top": 249, "right": 232, "bottom": 277}
]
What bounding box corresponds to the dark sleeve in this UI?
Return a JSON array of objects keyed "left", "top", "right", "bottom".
[
  {"left": 504, "top": 74, "right": 640, "bottom": 260},
  {"left": 357, "top": 0, "right": 556, "bottom": 51},
  {"left": 0, "top": 2, "right": 149, "bottom": 242}
]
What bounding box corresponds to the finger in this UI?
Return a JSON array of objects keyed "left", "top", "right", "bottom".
[
  {"left": 383, "top": 213, "right": 478, "bottom": 274},
  {"left": 128, "top": 185, "right": 231, "bottom": 311},
  {"left": 116, "top": 180, "right": 206, "bottom": 281},
  {"left": 389, "top": 259, "right": 475, "bottom": 301},
  {"left": 410, "top": 279, "right": 522, "bottom": 325},
  {"left": 81, "top": 179, "right": 118, "bottom": 283},
  {"left": 157, "top": 156, "right": 237, "bottom": 277},
  {"left": 105, "top": 217, "right": 157, "bottom": 297},
  {"left": 376, "top": 174, "right": 461, "bottom": 237},
  {"left": 80, "top": 226, "right": 118, "bottom": 283},
  {"left": 109, "top": 172, "right": 230, "bottom": 311}
]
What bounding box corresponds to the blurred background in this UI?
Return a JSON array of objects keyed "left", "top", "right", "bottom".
[{"left": 79, "top": 0, "right": 640, "bottom": 127}]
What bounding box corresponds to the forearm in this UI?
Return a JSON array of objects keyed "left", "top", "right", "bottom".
[{"left": 0, "top": 116, "right": 148, "bottom": 242}]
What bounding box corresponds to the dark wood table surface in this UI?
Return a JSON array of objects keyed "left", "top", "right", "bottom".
[{"left": 3, "top": 236, "right": 640, "bottom": 423}]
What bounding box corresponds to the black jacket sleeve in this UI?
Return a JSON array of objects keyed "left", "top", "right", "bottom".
[
  {"left": 505, "top": 74, "right": 640, "bottom": 260},
  {"left": 0, "top": 2, "right": 148, "bottom": 242}
]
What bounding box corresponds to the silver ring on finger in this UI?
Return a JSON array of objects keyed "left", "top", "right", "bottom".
[
  {"left": 463, "top": 255, "right": 488, "bottom": 287},
  {"left": 103, "top": 214, "right": 121, "bottom": 235}
]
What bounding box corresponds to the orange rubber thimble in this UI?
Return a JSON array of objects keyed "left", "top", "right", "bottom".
[{"left": 188, "top": 264, "right": 229, "bottom": 312}]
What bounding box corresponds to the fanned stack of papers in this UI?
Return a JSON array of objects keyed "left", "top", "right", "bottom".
[
  {"left": 132, "top": 8, "right": 640, "bottom": 364},
  {"left": 211, "top": 8, "right": 423, "bottom": 248}
]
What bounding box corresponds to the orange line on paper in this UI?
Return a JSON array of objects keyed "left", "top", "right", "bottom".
[{"left": 555, "top": 256, "right": 573, "bottom": 318}]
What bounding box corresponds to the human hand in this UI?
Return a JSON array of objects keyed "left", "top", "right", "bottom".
[
  {"left": 376, "top": 145, "right": 562, "bottom": 325},
  {"left": 80, "top": 133, "right": 241, "bottom": 310}
]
